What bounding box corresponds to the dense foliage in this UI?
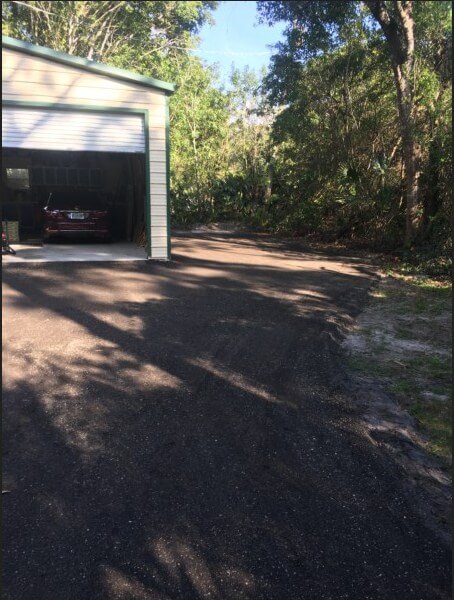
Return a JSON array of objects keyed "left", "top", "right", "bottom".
[
  {"left": 257, "top": 0, "right": 452, "bottom": 252},
  {"left": 2, "top": 1, "right": 452, "bottom": 259}
]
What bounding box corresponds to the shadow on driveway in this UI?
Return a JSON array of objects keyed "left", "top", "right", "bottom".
[{"left": 2, "top": 235, "right": 451, "bottom": 599}]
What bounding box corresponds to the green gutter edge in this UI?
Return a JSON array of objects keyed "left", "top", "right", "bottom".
[
  {"left": 2, "top": 35, "right": 175, "bottom": 95},
  {"left": 165, "top": 96, "right": 171, "bottom": 260},
  {"left": 2, "top": 99, "right": 148, "bottom": 114}
]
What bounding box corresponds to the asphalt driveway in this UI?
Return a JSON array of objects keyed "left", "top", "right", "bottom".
[{"left": 2, "top": 234, "right": 451, "bottom": 599}]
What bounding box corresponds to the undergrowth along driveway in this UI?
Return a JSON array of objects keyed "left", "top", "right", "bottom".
[{"left": 344, "top": 272, "right": 452, "bottom": 465}]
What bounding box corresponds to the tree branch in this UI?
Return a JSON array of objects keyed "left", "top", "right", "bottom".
[
  {"left": 394, "top": 1, "right": 415, "bottom": 63},
  {"left": 11, "top": 0, "right": 54, "bottom": 14},
  {"left": 364, "top": 0, "right": 406, "bottom": 65}
]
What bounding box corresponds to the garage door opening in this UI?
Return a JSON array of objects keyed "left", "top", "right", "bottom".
[
  {"left": 3, "top": 37, "right": 174, "bottom": 260},
  {"left": 2, "top": 148, "right": 148, "bottom": 258}
]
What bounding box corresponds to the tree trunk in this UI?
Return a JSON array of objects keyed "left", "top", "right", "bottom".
[
  {"left": 392, "top": 62, "right": 420, "bottom": 246},
  {"left": 365, "top": 0, "right": 419, "bottom": 247}
]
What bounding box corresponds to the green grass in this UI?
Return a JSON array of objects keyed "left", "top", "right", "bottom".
[
  {"left": 394, "top": 325, "right": 415, "bottom": 340},
  {"left": 409, "top": 399, "right": 452, "bottom": 464},
  {"left": 381, "top": 245, "right": 452, "bottom": 281},
  {"left": 389, "top": 352, "right": 452, "bottom": 463},
  {"left": 390, "top": 379, "right": 419, "bottom": 396},
  {"left": 371, "top": 276, "right": 451, "bottom": 319},
  {"left": 405, "top": 355, "right": 452, "bottom": 383},
  {"left": 355, "top": 355, "right": 452, "bottom": 462},
  {"left": 346, "top": 355, "right": 391, "bottom": 378},
  {"left": 347, "top": 269, "right": 452, "bottom": 466}
]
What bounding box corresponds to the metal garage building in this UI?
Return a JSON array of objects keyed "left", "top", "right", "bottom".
[{"left": 1, "top": 35, "right": 174, "bottom": 260}]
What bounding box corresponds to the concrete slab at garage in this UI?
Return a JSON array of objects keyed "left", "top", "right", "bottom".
[
  {"left": 1, "top": 35, "right": 174, "bottom": 260},
  {"left": 2, "top": 242, "right": 147, "bottom": 264}
]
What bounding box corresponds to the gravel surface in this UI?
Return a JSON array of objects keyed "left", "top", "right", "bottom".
[{"left": 2, "top": 234, "right": 451, "bottom": 599}]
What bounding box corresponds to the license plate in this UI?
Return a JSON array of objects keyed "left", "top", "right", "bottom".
[{"left": 68, "top": 212, "right": 86, "bottom": 220}]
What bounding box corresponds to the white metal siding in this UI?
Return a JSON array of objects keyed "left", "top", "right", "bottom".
[
  {"left": 2, "top": 107, "right": 145, "bottom": 153},
  {"left": 2, "top": 46, "right": 170, "bottom": 259},
  {"left": 2, "top": 49, "right": 166, "bottom": 107}
]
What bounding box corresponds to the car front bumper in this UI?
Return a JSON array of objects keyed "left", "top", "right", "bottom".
[{"left": 44, "top": 228, "right": 110, "bottom": 239}]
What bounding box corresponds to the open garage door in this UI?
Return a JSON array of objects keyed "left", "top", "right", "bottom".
[
  {"left": 2, "top": 107, "right": 145, "bottom": 154},
  {"left": 2, "top": 148, "right": 146, "bottom": 245},
  {"left": 2, "top": 106, "right": 148, "bottom": 257}
]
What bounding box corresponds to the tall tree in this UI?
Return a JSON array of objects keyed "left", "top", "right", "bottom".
[
  {"left": 257, "top": 0, "right": 443, "bottom": 246},
  {"left": 2, "top": 1, "right": 217, "bottom": 62},
  {"left": 364, "top": 1, "right": 418, "bottom": 245}
]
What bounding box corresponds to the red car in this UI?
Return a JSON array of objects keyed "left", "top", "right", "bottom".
[{"left": 43, "top": 191, "right": 111, "bottom": 241}]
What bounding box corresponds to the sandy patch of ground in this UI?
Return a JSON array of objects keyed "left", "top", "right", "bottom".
[{"left": 343, "top": 273, "right": 452, "bottom": 536}]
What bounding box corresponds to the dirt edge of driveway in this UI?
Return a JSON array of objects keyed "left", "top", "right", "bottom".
[{"left": 340, "top": 275, "right": 451, "bottom": 546}]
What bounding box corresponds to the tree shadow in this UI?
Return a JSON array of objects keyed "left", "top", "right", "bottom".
[{"left": 2, "top": 238, "right": 451, "bottom": 599}]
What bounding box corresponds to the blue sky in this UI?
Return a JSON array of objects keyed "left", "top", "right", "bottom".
[{"left": 193, "top": 1, "right": 285, "bottom": 86}]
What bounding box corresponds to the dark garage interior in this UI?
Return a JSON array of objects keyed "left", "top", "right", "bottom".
[{"left": 1, "top": 149, "right": 146, "bottom": 245}]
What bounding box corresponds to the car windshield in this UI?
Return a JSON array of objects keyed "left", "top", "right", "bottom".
[{"left": 46, "top": 192, "right": 107, "bottom": 210}]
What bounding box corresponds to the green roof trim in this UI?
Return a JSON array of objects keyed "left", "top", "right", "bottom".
[{"left": 2, "top": 35, "right": 175, "bottom": 94}]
